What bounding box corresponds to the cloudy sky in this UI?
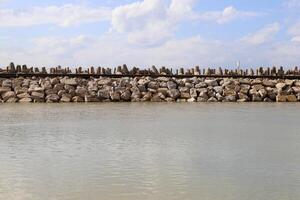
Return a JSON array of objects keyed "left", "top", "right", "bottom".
[{"left": 0, "top": 0, "right": 299, "bottom": 68}]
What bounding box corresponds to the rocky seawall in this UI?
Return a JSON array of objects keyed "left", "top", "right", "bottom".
[{"left": 0, "top": 76, "right": 300, "bottom": 103}]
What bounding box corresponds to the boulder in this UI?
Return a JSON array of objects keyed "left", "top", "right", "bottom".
[
  {"left": 2, "top": 79, "right": 12, "bottom": 88},
  {"left": 110, "top": 91, "right": 121, "bottom": 101},
  {"left": 60, "top": 95, "right": 71, "bottom": 102},
  {"left": 61, "top": 78, "right": 78, "bottom": 86},
  {"left": 286, "top": 95, "right": 297, "bottom": 102},
  {"left": 98, "top": 79, "right": 112, "bottom": 85},
  {"left": 167, "top": 89, "right": 180, "bottom": 99},
  {"left": 180, "top": 92, "right": 191, "bottom": 99},
  {"left": 167, "top": 81, "right": 177, "bottom": 90},
  {"left": 141, "top": 92, "right": 152, "bottom": 101},
  {"left": 190, "top": 88, "right": 198, "bottom": 98},
  {"left": 252, "top": 84, "right": 264, "bottom": 91},
  {"left": 2, "top": 91, "right": 15, "bottom": 101},
  {"left": 84, "top": 95, "right": 98, "bottom": 102},
  {"left": 17, "top": 93, "right": 31, "bottom": 99},
  {"left": 204, "top": 79, "right": 218, "bottom": 87},
  {"left": 225, "top": 95, "right": 236, "bottom": 102},
  {"left": 120, "top": 90, "right": 131, "bottom": 101},
  {"left": 148, "top": 82, "right": 159, "bottom": 90},
  {"left": 276, "top": 95, "right": 286, "bottom": 102},
  {"left": 19, "top": 98, "right": 32, "bottom": 103},
  {"left": 76, "top": 87, "right": 87, "bottom": 97},
  {"left": 263, "top": 97, "right": 274, "bottom": 102},
  {"left": 46, "top": 94, "right": 60, "bottom": 102},
  {"left": 0, "top": 87, "right": 11, "bottom": 94},
  {"left": 187, "top": 98, "right": 196, "bottom": 102},
  {"left": 285, "top": 80, "right": 294, "bottom": 86},
  {"left": 197, "top": 97, "right": 207, "bottom": 102},
  {"left": 31, "top": 92, "right": 44, "bottom": 99},
  {"left": 213, "top": 86, "right": 223, "bottom": 94},
  {"left": 251, "top": 79, "right": 262, "bottom": 85},
  {"left": 72, "top": 96, "right": 84, "bottom": 102},
  {"left": 97, "top": 89, "right": 110, "bottom": 99},
  {"left": 252, "top": 94, "right": 262, "bottom": 102},
  {"left": 151, "top": 95, "right": 163, "bottom": 102},
  {"left": 195, "top": 82, "right": 207, "bottom": 88},
  {"left": 6, "top": 98, "right": 18, "bottom": 103},
  {"left": 292, "top": 87, "right": 300, "bottom": 94},
  {"left": 207, "top": 97, "right": 218, "bottom": 102},
  {"left": 258, "top": 89, "right": 267, "bottom": 98},
  {"left": 276, "top": 83, "right": 287, "bottom": 90},
  {"left": 262, "top": 80, "right": 276, "bottom": 87},
  {"left": 240, "top": 84, "right": 250, "bottom": 94}
]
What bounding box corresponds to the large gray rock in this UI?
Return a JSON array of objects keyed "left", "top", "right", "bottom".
[
  {"left": 19, "top": 98, "right": 32, "bottom": 103},
  {"left": 195, "top": 82, "right": 207, "bottom": 88},
  {"left": 213, "top": 86, "right": 223, "bottom": 94},
  {"left": 204, "top": 79, "right": 218, "bottom": 87},
  {"left": 17, "top": 93, "right": 31, "bottom": 99},
  {"left": 61, "top": 78, "right": 78, "bottom": 86},
  {"left": 180, "top": 92, "right": 191, "bottom": 99},
  {"left": 110, "top": 91, "right": 121, "bottom": 101},
  {"left": 98, "top": 89, "right": 110, "bottom": 99},
  {"left": 151, "top": 94, "right": 163, "bottom": 102},
  {"left": 258, "top": 89, "right": 267, "bottom": 98},
  {"left": 2, "top": 91, "right": 15, "bottom": 101},
  {"left": 76, "top": 87, "right": 87, "bottom": 97},
  {"left": 72, "top": 96, "right": 84, "bottom": 102},
  {"left": 2, "top": 79, "right": 12, "bottom": 88},
  {"left": 148, "top": 81, "right": 159, "bottom": 90},
  {"left": 6, "top": 98, "right": 18, "bottom": 103},
  {"left": 262, "top": 80, "right": 276, "bottom": 87},
  {"left": 276, "top": 83, "right": 287, "bottom": 90},
  {"left": 207, "top": 97, "right": 218, "bottom": 102},
  {"left": 121, "top": 90, "right": 131, "bottom": 101},
  {"left": 60, "top": 94, "right": 72, "bottom": 102},
  {"left": 167, "top": 89, "right": 180, "bottom": 99},
  {"left": 225, "top": 95, "right": 236, "bottom": 102},
  {"left": 0, "top": 87, "right": 11, "bottom": 94},
  {"left": 141, "top": 92, "right": 152, "bottom": 101},
  {"left": 98, "top": 79, "right": 112, "bottom": 85},
  {"left": 167, "top": 81, "right": 177, "bottom": 90},
  {"left": 286, "top": 95, "right": 297, "bottom": 102},
  {"left": 240, "top": 84, "right": 250, "bottom": 94},
  {"left": 31, "top": 92, "right": 44, "bottom": 99},
  {"left": 46, "top": 94, "right": 60, "bottom": 102},
  {"left": 190, "top": 88, "right": 198, "bottom": 98}
]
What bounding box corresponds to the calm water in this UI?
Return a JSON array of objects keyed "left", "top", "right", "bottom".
[{"left": 0, "top": 103, "right": 300, "bottom": 200}]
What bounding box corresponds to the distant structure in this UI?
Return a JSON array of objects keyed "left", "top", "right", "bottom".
[{"left": 0, "top": 62, "right": 299, "bottom": 78}]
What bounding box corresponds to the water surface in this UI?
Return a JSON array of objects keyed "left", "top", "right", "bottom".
[{"left": 0, "top": 103, "right": 300, "bottom": 200}]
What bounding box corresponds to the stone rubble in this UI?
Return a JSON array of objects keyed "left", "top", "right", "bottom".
[{"left": 0, "top": 77, "right": 300, "bottom": 103}]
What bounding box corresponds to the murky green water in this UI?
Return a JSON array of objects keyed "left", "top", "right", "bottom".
[{"left": 0, "top": 103, "right": 300, "bottom": 200}]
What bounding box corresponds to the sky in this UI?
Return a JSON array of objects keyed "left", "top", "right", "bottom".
[{"left": 0, "top": 0, "right": 299, "bottom": 68}]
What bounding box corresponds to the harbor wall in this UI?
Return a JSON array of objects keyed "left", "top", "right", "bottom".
[{"left": 1, "top": 76, "right": 300, "bottom": 103}]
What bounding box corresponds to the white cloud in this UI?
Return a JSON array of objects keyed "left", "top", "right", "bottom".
[
  {"left": 291, "top": 36, "right": 300, "bottom": 42},
  {"left": 198, "top": 6, "right": 260, "bottom": 24},
  {"left": 2, "top": 32, "right": 299, "bottom": 69},
  {"left": 240, "top": 23, "right": 280, "bottom": 45},
  {"left": 111, "top": 1, "right": 259, "bottom": 46},
  {"left": 288, "top": 21, "right": 300, "bottom": 43},
  {"left": 0, "top": 4, "right": 111, "bottom": 27}
]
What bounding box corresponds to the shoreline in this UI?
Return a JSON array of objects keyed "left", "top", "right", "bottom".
[{"left": 0, "top": 76, "right": 300, "bottom": 103}]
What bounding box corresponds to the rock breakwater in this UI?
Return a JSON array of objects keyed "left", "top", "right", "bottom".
[{"left": 1, "top": 76, "right": 300, "bottom": 103}]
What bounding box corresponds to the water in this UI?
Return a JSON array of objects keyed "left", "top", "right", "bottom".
[{"left": 0, "top": 103, "right": 300, "bottom": 200}]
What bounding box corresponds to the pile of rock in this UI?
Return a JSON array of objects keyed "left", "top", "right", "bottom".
[{"left": 0, "top": 76, "right": 300, "bottom": 103}]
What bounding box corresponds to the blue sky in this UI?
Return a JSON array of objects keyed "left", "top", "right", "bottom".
[{"left": 0, "top": 0, "right": 299, "bottom": 68}]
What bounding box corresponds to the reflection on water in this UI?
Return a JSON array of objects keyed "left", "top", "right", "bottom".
[{"left": 0, "top": 103, "right": 300, "bottom": 200}]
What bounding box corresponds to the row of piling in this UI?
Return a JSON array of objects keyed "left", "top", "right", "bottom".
[{"left": 0, "top": 62, "right": 300, "bottom": 78}]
